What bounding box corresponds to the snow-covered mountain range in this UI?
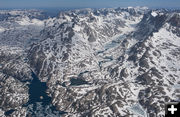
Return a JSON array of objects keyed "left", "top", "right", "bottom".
[{"left": 0, "top": 7, "right": 180, "bottom": 117}]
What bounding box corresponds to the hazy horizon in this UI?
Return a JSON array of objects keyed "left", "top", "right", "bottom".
[{"left": 0, "top": 0, "right": 180, "bottom": 9}]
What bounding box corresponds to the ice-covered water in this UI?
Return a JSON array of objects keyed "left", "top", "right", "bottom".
[
  {"left": 104, "top": 35, "right": 126, "bottom": 50},
  {"left": 128, "top": 103, "right": 147, "bottom": 117},
  {"left": 172, "top": 84, "right": 180, "bottom": 89}
]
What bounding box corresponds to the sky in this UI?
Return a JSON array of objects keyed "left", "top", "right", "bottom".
[{"left": 0, "top": 0, "right": 180, "bottom": 9}]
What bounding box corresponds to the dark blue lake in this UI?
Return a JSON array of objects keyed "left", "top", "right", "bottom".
[{"left": 24, "top": 72, "right": 66, "bottom": 116}]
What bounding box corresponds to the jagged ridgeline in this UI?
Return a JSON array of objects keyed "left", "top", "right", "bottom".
[{"left": 0, "top": 7, "right": 180, "bottom": 117}]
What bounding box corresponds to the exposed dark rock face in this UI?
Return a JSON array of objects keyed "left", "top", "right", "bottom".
[
  {"left": 139, "top": 58, "right": 149, "bottom": 68},
  {"left": 28, "top": 47, "right": 46, "bottom": 75},
  {"left": 88, "top": 33, "right": 97, "bottom": 42},
  {"left": 120, "top": 68, "right": 129, "bottom": 78},
  {"left": 138, "top": 86, "right": 170, "bottom": 117},
  {"left": 168, "top": 13, "right": 180, "bottom": 37},
  {"left": 51, "top": 83, "right": 135, "bottom": 116},
  {"left": 169, "top": 14, "right": 180, "bottom": 27},
  {"left": 0, "top": 74, "right": 29, "bottom": 111},
  {"left": 133, "top": 11, "right": 168, "bottom": 40}
]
